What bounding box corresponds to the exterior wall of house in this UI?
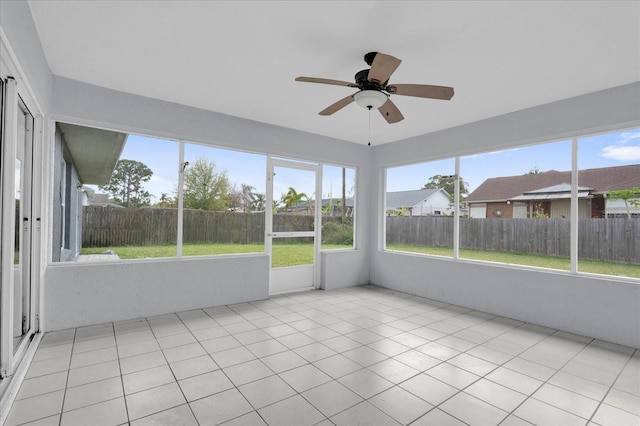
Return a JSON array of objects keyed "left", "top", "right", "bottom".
[
  {"left": 52, "top": 125, "right": 84, "bottom": 262},
  {"left": 591, "top": 196, "right": 606, "bottom": 218},
  {"left": 606, "top": 198, "right": 640, "bottom": 218},
  {"left": 51, "top": 128, "right": 64, "bottom": 262},
  {"left": 550, "top": 199, "right": 591, "bottom": 219},
  {"left": 469, "top": 203, "right": 486, "bottom": 218},
  {"left": 413, "top": 191, "right": 451, "bottom": 216},
  {"left": 512, "top": 201, "right": 527, "bottom": 218},
  {"left": 485, "top": 201, "right": 513, "bottom": 218}
]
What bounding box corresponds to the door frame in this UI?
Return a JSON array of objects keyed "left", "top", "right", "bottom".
[
  {"left": 0, "top": 37, "right": 43, "bottom": 397},
  {"left": 266, "top": 156, "right": 322, "bottom": 295}
]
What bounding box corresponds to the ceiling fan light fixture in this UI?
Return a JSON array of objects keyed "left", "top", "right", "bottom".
[{"left": 354, "top": 90, "right": 387, "bottom": 109}]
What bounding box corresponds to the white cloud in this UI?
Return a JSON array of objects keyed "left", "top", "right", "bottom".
[
  {"left": 600, "top": 145, "right": 640, "bottom": 161},
  {"left": 619, "top": 131, "right": 640, "bottom": 144}
]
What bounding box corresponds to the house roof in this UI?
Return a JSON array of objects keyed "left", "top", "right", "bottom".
[
  {"left": 386, "top": 189, "right": 447, "bottom": 210},
  {"left": 466, "top": 164, "right": 640, "bottom": 202},
  {"left": 510, "top": 184, "right": 592, "bottom": 201},
  {"left": 58, "top": 122, "right": 127, "bottom": 185}
]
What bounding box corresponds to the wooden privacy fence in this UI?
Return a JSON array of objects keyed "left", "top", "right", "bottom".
[
  {"left": 385, "top": 216, "right": 639, "bottom": 264},
  {"left": 82, "top": 206, "right": 343, "bottom": 247}
]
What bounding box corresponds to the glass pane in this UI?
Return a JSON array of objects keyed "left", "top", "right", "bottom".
[
  {"left": 273, "top": 166, "right": 316, "bottom": 233},
  {"left": 15, "top": 100, "right": 32, "bottom": 353},
  {"left": 321, "top": 165, "right": 355, "bottom": 249},
  {"left": 182, "top": 143, "right": 266, "bottom": 255},
  {"left": 272, "top": 237, "right": 314, "bottom": 268},
  {"left": 79, "top": 134, "right": 179, "bottom": 260},
  {"left": 461, "top": 141, "right": 571, "bottom": 270},
  {"left": 385, "top": 159, "right": 455, "bottom": 257},
  {"left": 14, "top": 159, "right": 21, "bottom": 265},
  {"left": 577, "top": 129, "right": 640, "bottom": 279}
]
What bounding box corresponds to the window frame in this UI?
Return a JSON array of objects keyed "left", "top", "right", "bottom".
[{"left": 381, "top": 129, "right": 639, "bottom": 282}]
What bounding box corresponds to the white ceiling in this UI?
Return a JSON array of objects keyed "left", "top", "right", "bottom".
[{"left": 28, "top": 1, "right": 640, "bottom": 145}]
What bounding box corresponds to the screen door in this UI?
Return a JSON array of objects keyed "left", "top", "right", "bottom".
[{"left": 266, "top": 157, "right": 320, "bottom": 295}]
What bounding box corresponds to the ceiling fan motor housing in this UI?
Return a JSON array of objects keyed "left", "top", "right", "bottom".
[{"left": 355, "top": 69, "right": 390, "bottom": 90}]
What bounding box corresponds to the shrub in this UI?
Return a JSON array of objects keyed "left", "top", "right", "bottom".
[{"left": 322, "top": 221, "right": 353, "bottom": 245}]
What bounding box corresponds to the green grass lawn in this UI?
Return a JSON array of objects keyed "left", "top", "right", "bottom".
[
  {"left": 81, "top": 243, "right": 638, "bottom": 278},
  {"left": 81, "top": 243, "right": 348, "bottom": 268},
  {"left": 386, "top": 244, "right": 640, "bottom": 279}
]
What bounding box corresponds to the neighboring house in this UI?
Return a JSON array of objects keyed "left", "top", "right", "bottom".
[
  {"left": 87, "top": 192, "right": 125, "bottom": 208},
  {"left": 52, "top": 123, "right": 127, "bottom": 261},
  {"left": 386, "top": 188, "right": 451, "bottom": 216},
  {"left": 288, "top": 198, "right": 355, "bottom": 217},
  {"left": 466, "top": 164, "right": 640, "bottom": 218}
]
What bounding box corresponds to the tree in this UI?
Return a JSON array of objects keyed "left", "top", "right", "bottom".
[
  {"left": 280, "top": 187, "right": 310, "bottom": 213},
  {"left": 228, "top": 183, "right": 255, "bottom": 212},
  {"left": 99, "top": 159, "right": 153, "bottom": 208},
  {"left": 526, "top": 166, "right": 542, "bottom": 175},
  {"left": 182, "top": 156, "right": 231, "bottom": 211},
  {"left": 249, "top": 192, "right": 266, "bottom": 212},
  {"left": 154, "top": 193, "right": 176, "bottom": 208},
  {"left": 609, "top": 187, "right": 640, "bottom": 218},
  {"left": 423, "top": 174, "right": 468, "bottom": 213},
  {"left": 422, "top": 174, "right": 468, "bottom": 196}
]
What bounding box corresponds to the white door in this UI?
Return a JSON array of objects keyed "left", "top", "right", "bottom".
[
  {"left": 1, "top": 79, "right": 37, "bottom": 381},
  {"left": 266, "top": 157, "right": 321, "bottom": 295}
]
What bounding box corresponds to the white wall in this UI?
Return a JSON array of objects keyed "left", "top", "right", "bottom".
[
  {"left": 370, "top": 252, "right": 640, "bottom": 348},
  {"left": 44, "top": 255, "right": 270, "bottom": 331},
  {"left": 415, "top": 191, "right": 451, "bottom": 216},
  {"left": 0, "top": 1, "right": 52, "bottom": 112},
  {"left": 370, "top": 82, "right": 640, "bottom": 348}
]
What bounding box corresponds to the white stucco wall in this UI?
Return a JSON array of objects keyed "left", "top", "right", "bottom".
[
  {"left": 370, "top": 251, "right": 640, "bottom": 348},
  {"left": 44, "top": 255, "right": 270, "bottom": 331}
]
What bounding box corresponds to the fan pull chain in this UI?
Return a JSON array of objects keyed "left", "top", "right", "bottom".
[{"left": 367, "top": 106, "right": 372, "bottom": 146}]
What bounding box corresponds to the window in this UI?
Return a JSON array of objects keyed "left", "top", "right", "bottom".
[
  {"left": 460, "top": 140, "right": 572, "bottom": 270},
  {"left": 181, "top": 142, "right": 266, "bottom": 256},
  {"left": 577, "top": 129, "right": 640, "bottom": 279},
  {"left": 385, "top": 159, "right": 455, "bottom": 257},
  {"left": 52, "top": 123, "right": 272, "bottom": 262},
  {"left": 78, "top": 133, "right": 180, "bottom": 260},
  {"left": 321, "top": 164, "right": 356, "bottom": 249},
  {"left": 383, "top": 132, "right": 639, "bottom": 280}
]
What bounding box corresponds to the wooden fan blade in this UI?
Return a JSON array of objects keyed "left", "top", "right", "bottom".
[
  {"left": 378, "top": 99, "right": 404, "bottom": 124},
  {"left": 388, "top": 84, "right": 454, "bottom": 100},
  {"left": 295, "top": 77, "right": 358, "bottom": 88},
  {"left": 319, "top": 95, "right": 355, "bottom": 115},
  {"left": 368, "top": 53, "right": 402, "bottom": 84}
]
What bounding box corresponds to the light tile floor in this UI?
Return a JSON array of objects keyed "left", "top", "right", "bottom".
[{"left": 5, "top": 285, "right": 639, "bottom": 426}]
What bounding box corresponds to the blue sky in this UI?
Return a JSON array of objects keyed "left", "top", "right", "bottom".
[
  {"left": 108, "top": 128, "right": 639, "bottom": 201},
  {"left": 113, "top": 137, "right": 355, "bottom": 203},
  {"left": 387, "top": 128, "right": 640, "bottom": 193}
]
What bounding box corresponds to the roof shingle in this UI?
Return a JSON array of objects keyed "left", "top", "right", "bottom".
[{"left": 466, "top": 164, "right": 640, "bottom": 202}]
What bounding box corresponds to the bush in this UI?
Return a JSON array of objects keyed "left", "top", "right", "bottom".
[{"left": 322, "top": 221, "right": 353, "bottom": 245}]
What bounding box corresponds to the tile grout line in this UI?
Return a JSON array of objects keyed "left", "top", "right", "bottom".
[
  {"left": 585, "top": 347, "right": 638, "bottom": 424},
  {"left": 497, "top": 330, "right": 598, "bottom": 425},
  {"left": 56, "top": 327, "right": 77, "bottom": 426}
]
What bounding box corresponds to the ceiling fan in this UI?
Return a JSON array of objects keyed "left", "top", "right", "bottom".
[{"left": 295, "top": 52, "right": 454, "bottom": 124}]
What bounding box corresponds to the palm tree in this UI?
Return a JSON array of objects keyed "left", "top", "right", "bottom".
[{"left": 281, "top": 187, "right": 310, "bottom": 213}]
